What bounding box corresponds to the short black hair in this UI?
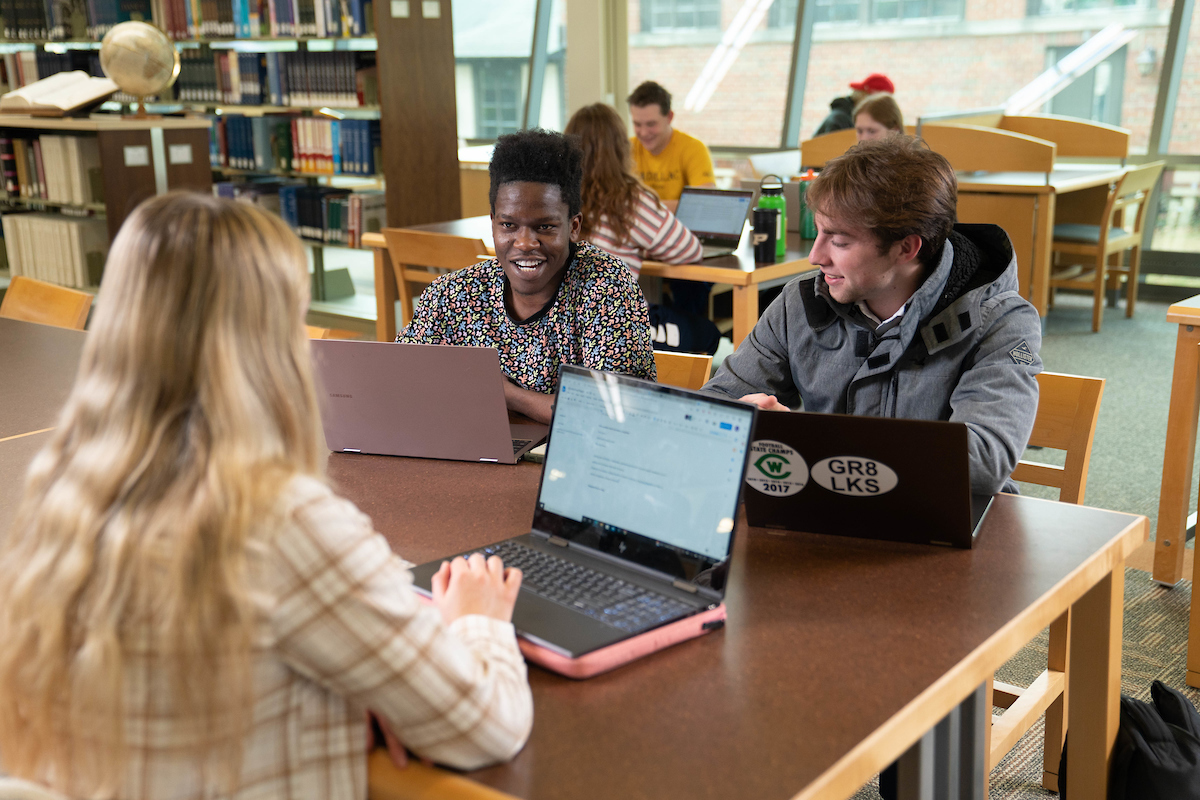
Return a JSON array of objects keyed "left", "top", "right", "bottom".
[
  {"left": 488, "top": 128, "right": 583, "bottom": 219},
  {"left": 626, "top": 81, "right": 672, "bottom": 115}
]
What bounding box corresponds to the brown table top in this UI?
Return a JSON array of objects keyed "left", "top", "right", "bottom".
[
  {"left": 398, "top": 215, "right": 817, "bottom": 288},
  {"left": 1167, "top": 293, "right": 1200, "bottom": 324},
  {"left": 326, "top": 452, "right": 1145, "bottom": 800},
  {"left": 0, "top": 317, "right": 84, "bottom": 440}
]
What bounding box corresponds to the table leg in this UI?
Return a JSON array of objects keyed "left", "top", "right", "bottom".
[
  {"left": 1030, "top": 193, "right": 1055, "bottom": 318},
  {"left": 1066, "top": 566, "right": 1124, "bottom": 798},
  {"left": 731, "top": 285, "right": 759, "bottom": 347},
  {"left": 1152, "top": 329, "right": 1200, "bottom": 587},
  {"left": 1041, "top": 610, "right": 1070, "bottom": 792},
  {"left": 374, "top": 245, "right": 397, "bottom": 343},
  {"left": 896, "top": 682, "right": 988, "bottom": 800}
]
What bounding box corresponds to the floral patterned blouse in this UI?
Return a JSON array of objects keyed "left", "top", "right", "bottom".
[{"left": 396, "top": 242, "right": 657, "bottom": 393}]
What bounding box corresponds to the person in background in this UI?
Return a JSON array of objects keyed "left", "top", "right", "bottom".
[
  {"left": 854, "top": 93, "right": 904, "bottom": 142},
  {"left": 627, "top": 80, "right": 718, "bottom": 318},
  {"left": 814, "top": 72, "right": 896, "bottom": 137},
  {"left": 398, "top": 128, "right": 657, "bottom": 423},
  {"left": 565, "top": 102, "right": 721, "bottom": 355},
  {"left": 626, "top": 80, "right": 716, "bottom": 212},
  {"left": 0, "top": 193, "right": 532, "bottom": 799}
]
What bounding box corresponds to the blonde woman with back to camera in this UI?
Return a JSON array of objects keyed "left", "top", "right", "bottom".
[
  {"left": 853, "top": 93, "right": 904, "bottom": 142},
  {"left": 0, "top": 193, "right": 532, "bottom": 799}
]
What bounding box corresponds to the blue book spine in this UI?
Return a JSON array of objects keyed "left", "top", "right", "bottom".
[
  {"left": 330, "top": 119, "right": 341, "bottom": 175},
  {"left": 266, "top": 53, "right": 280, "bottom": 106}
]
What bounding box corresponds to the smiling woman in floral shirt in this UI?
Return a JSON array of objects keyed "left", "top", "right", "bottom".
[{"left": 397, "top": 129, "right": 656, "bottom": 424}]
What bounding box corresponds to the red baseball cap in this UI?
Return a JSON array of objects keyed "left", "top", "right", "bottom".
[{"left": 850, "top": 73, "right": 895, "bottom": 94}]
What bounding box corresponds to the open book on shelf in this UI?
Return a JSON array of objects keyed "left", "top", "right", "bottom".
[{"left": 0, "top": 72, "right": 120, "bottom": 117}]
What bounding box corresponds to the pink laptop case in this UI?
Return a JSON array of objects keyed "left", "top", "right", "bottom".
[{"left": 417, "top": 595, "right": 726, "bottom": 679}]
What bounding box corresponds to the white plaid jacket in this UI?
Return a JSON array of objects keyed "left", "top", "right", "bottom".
[{"left": 111, "top": 476, "right": 532, "bottom": 799}]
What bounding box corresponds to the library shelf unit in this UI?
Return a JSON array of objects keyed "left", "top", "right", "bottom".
[{"left": 0, "top": 114, "right": 212, "bottom": 289}]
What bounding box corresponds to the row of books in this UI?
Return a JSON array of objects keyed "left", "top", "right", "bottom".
[
  {"left": 280, "top": 185, "right": 384, "bottom": 246},
  {"left": 210, "top": 114, "right": 380, "bottom": 176},
  {"left": 213, "top": 179, "right": 385, "bottom": 248},
  {"left": 2, "top": 212, "right": 108, "bottom": 288},
  {"left": 178, "top": 49, "right": 376, "bottom": 108},
  {"left": 1, "top": 0, "right": 374, "bottom": 42},
  {"left": 1, "top": 134, "right": 103, "bottom": 205}
]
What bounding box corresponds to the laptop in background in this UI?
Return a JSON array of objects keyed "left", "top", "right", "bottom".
[
  {"left": 743, "top": 411, "right": 993, "bottom": 548},
  {"left": 311, "top": 340, "right": 547, "bottom": 464},
  {"left": 673, "top": 187, "right": 754, "bottom": 258},
  {"left": 410, "top": 365, "right": 757, "bottom": 678}
]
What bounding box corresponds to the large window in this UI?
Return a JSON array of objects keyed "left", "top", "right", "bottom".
[
  {"left": 474, "top": 62, "right": 523, "bottom": 138},
  {"left": 641, "top": 0, "right": 723, "bottom": 31}
]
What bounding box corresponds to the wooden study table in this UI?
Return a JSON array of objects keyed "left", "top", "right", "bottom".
[
  {"left": 330, "top": 453, "right": 1146, "bottom": 800},
  {"left": 0, "top": 316, "right": 83, "bottom": 441},
  {"left": 955, "top": 164, "right": 1127, "bottom": 318},
  {"left": 0, "top": 316, "right": 1147, "bottom": 799},
  {"left": 363, "top": 218, "right": 815, "bottom": 347}
]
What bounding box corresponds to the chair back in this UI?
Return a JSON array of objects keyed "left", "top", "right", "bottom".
[
  {"left": 653, "top": 351, "right": 713, "bottom": 390},
  {"left": 0, "top": 778, "right": 71, "bottom": 800},
  {"left": 381, "top": 228, "right": 489, "bottom": 327},
  {"left": 1011, "top": 372, "right": 1104, "bottom": 504},
  {"left": 0, "top": 276, "right": 92, "bottom": 330},
  {"left": 1113, "top": 161, "right": 1165, "bottom": 235}
]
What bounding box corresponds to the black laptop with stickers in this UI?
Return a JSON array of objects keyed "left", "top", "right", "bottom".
[{"left": 742, "top": 411, "right": 993, "bottom": 548}]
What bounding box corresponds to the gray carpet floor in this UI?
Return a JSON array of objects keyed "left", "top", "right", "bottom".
[{"left": 850, "top": 291, "right": 1200, "bottom": 799}]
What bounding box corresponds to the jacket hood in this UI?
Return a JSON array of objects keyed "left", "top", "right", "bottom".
[{"left": 830, "top": 96, "right": 855, "bottom": 113}]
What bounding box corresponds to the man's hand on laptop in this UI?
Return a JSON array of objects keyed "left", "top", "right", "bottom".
[
  {"left": 740, "top": 393, "right": 789, "bottom": 412},
  {"left": 432, "top": 553, "right": 524, "bottom": 624}
]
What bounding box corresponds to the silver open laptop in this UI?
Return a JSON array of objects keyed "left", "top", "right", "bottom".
[
  {"left": 674, "top": 187, "right": 754, "bottom": 258},
  {"left": 410, "top": 365, "right": 757, "bottom": 671},
  {"left": 311, "top": 340, "right": 547, "bottom": 464}
]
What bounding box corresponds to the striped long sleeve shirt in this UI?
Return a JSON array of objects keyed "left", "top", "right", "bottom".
[{"left": 586, "top": 187, "right": 703, "bottom": 277}]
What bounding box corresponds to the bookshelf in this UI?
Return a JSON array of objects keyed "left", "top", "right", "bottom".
[
  {"left": 0, "top": 0, "right": 464, "bottom": 310},
  {"left": 0, "top": 114, "right": 212, "bottom": 288}
]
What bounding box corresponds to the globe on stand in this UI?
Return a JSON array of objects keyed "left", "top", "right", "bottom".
[{"left": 99, "top": 21, "right": 181, "bottom": 119}]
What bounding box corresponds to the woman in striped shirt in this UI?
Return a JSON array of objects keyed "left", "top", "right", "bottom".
[{"left": 566, "top": 103, "right": 720, "bottom": 354}]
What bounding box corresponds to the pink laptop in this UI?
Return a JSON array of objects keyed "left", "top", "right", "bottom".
[{"left": 410, "top": 365, "right": 757, "bottom": 678}]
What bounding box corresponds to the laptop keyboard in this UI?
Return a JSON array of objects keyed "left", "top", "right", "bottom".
[
  {"left": 512, "top": 438, "right": 532, "bottom": 454},
  {"left": 476, "top": 540, "right": 695, "bottom": 633}
]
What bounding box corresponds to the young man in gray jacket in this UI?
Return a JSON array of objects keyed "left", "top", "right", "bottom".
[{"left": 704, "top": 136, "right": 1042, "bottom": 495}]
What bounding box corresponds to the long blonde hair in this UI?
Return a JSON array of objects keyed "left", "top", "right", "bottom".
[{"left": 0, "top": 192, "right": 324, "bottom": 795}]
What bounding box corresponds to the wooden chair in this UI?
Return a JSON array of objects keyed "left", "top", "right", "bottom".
[
  {"left": 0, "top": 275, "right": 92, "bottom": 330},
  {"left": 653, "top": 351, "right": 713, "bottom": 390},
  {"left": 1049, "top": 161, "right": 1165, "bottom": 333},
  {"left": 798, "top": 128, "right": 856, "bottom": 169},
  {"left": 993, "top": 371, "right": 1105, "bottom": 789},
  {"left": 306, "top": 325, "right": 332, "bottom": 339},
  {"left": 368, "top": 750, "right": 518, "bottom": 800},
  {"left": 381, "top": 228, "right": 489, "bottom": 329}
]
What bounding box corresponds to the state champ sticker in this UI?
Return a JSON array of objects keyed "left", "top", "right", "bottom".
[{"left": 745, "top": 440, "right": 809, "bottom": 496}]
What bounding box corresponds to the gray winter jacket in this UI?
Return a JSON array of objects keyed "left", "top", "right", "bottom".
[{"left": 704, "top": 223, "right": 1042, "bottom": 495}]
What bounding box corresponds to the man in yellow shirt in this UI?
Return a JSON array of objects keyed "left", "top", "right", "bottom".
[
  {"left": 627, "top": 81, "right": 716, "bottom": 212},
  {"left": 627, "top": 80, "right": 717, "bottom": 316}
]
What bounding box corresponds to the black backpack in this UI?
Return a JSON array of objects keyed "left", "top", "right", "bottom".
[{"left": 1060, "top": 680, "right": 1200, "bottom": 799}]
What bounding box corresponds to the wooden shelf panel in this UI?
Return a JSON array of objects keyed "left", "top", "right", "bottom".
[
  {"left": 0, "top": 114, "right": 212, "bottom": 131},
  {"left": 2, "top": 197, "right": 106, "bottom": 213}
]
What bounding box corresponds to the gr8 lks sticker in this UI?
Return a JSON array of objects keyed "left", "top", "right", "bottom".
[{"left": 746, "top": 440, "right": 808, "bottom": 496}]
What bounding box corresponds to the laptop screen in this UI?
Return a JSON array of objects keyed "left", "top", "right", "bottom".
[
  {"left": 533, "top": 366, "right": 755, "bottom": 591},
  {"left": 674, "top": 188, "right": 753, "bottom": 240}
]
